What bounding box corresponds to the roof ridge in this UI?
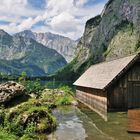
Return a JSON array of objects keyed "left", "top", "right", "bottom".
[
  {"left": 104, "top": 53, "right": 140, "bottom": 89},
  {"left": 74, "top": 53, "right": 140, "bottom": 89},
  {"left": 90, "top": 53, "right": 138, "bottom": 68}
]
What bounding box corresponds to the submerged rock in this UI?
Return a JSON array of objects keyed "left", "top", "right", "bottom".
[
  {"left": 71, "top": 100, "right": 78, "bottom": 106},
  {"left": 0, "top": 81, "right": 25, "bottom": 104}
]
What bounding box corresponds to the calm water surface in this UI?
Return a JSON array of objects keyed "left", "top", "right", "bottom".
[{"left": 39, "top": 104, "right": 140, "bottom": 140}]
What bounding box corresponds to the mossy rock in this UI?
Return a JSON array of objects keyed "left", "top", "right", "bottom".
[
  {"left": 9, "top": 106, "right": 56, "bottom": 133},
  {"left": 36, "top": 115, "right": 57, "bottom": 133},
  {"left": 40, "top": 88, "right": 76, "bottom": 106},
  {"left": 0, "top": 97, "right": 57, "bottom": 138}
]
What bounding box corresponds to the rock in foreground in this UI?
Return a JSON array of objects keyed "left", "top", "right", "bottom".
[{"left": 0, "top": 81, "right": 25, "bottom": 104}]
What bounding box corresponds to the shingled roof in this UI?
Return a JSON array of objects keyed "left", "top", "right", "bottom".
[{"left": 73, "top": 53, "right": 140, "bottom": 90}]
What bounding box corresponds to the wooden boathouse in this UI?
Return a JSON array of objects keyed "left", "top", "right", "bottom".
[{"left": 73, "top": 53, "right": 140, "bottom": 121}]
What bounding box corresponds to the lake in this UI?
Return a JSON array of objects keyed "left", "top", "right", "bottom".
[{"left": 39, "top": 103, "right": 140, "bottom": 140}]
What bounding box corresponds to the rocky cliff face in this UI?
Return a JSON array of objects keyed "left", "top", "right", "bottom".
[
  {"left": 56, "top": 0, "right": 140, "bottom": 81},
  {"left": 0, "top": 30, "right": 67, "bottom": 76},
  {"left": 89, "top": 0, "right": 140, "bottom": 61},
  {"left": 15, "top": 30, "right": 77, "bottom": 62},
  {"left": 78, "top": 0, "right": 140, "bottom": 63},
  {"left": 74, "top": 15, "right": 102, "bottom": 69}
]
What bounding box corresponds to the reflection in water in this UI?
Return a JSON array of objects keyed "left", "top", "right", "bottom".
[
  {"left": 47, "top": 107, "right": 87, "bottom": 140},
  {"left": 47, "top": 106, "right": 113, "bottom": 140},
  {"left": 39, "top": 105, "right": 140, "bottom": 140},
  {"left": 78, "top": 103, "right": 140, "bottom": 140}
]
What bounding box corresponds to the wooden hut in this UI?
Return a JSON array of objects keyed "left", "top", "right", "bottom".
[{"left": 73, "top": 53, "right": 140, "bottom": 121}]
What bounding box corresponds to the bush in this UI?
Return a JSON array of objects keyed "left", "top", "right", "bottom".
[
  {"left": 24, "top": 122, "right": 36, "bottom": 138},
  {"left": 3, "top": 117, "right": 24, "bottom": 136},
  {"left": 0, "top": 126, "right": 17, "bottom": 140},
  {"left": 56, "top": 96, "right": 72, "bottom": 105},
  {"left": 23, "top": 79, "right": 43, "bottom": 94},
  {"left": 18, "top": 71, "right": 27, "bottom": 82},
  {"left": 58, "top": 86, "right": 73, "bottom": 95},
  {"left": 18, "top": 71, "right": 44, "bottom": 95},
  {"left": 20, "top": 134, "right": 38, "bottom": 140},
  {"left": 40, "top": 86, "right": 75, "bottom": 106}
]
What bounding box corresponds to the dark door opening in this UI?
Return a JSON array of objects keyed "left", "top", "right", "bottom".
[{"left": 128, "top": 82, "right": 140, "bottom": 109}]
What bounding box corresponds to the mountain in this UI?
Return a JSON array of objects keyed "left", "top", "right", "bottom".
[
  {"left": 15, "top": 30, "right": 77, "bottom": 62},
  {"left": 55, "top": 0, "right": 140, "bottom": 81},
  {"left": 0, "top": 29, "right": 67, "bottom": 76}
]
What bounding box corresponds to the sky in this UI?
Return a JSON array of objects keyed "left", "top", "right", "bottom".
[{"left": 0, "top": 0, "right": 108, "bottom": 39}]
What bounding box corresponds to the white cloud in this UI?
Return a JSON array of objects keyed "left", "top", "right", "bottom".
[
  {"left": 0, "top": 0, "right": 27, "bottom": 9},
  {"left": 47, "top": 0, "right": 73, "bottom": 12},
  {"left": 50, "top": 12, "right": 77, "bottom": 33},
  {"left": 74, "top": 0, "right": 88, "bottom": 7},
  {"left": 0, "top": 0, "right": 44, "bottom": 23},
  {"left": 18, "top": 17, "right": 34, "bottom": 31},
  {"left": 0, "top": 0, "right": 107, "bottom": 39}
]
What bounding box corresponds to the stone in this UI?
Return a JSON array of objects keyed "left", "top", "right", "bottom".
[
  {"left": 20, "top": 110, "right": 47, "bottom": 124},
  {"left": 71, "top": 100, "right": 78, "bottom": 106},
  {"left": 0, "top": 81, "right": 25, "bottom": 104}
]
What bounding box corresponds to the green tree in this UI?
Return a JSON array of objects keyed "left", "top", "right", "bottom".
[{"left": 18, "top": 71, "right": 27, "bottom": 82}]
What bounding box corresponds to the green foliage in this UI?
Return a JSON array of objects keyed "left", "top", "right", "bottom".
[
  {"left": 0, "top": 127, "right": 17, "bottom": 140},
  {"left": 24, "top": 122, "right": 36, "bottom": 138},
  {"left": 20, "top": 134, "right": 39, "bottom": 140},
  {"left": 25, "top": 106, "right": 49, "bottom": 114},
  {"left": 45, "top": 81, "right": 73, "bottom": 89},
  {"left": 0, "top": 72, "right": 17, "bottom": 80},
  {"left": 86, "top": 15, "right": 101, "bottom": 27},
  {"left": 135, "top": 40, "right": 140, "bottom": 52},
  {"left": 3, "top": 115, "right": 24, "bottom": 136},
  {"left": 23, "top": 79, "right": 43, "bottom": 94},
  {"left": 0, "top": 95, "right": 57, "bottom": 139},
  {"left": 53, "top": 58, "right": 81, "bottom": 81},
  {"left": 55, "top": 88, "right": 74, "bottom": 106},
  {"left": 41, "top": 86, "right": 75, "bottom": 106},
  {"left": 56, "top": 96, "right": 72, "bottom": 105},
  {"left": 0, "top": 59, "right": 46, "bottom": 77},
  {"left": 19, "top": 73, "right": 44, "bottom": 95},
  {"left": 37, "top": 116, "right": 56, "bottom": 133},
  {"left": 0, "top": 82, "right": 75, "bottom": 139},
  {"left": 18, "top": 71, "right": 27, "bottom": 82},
  {"left": 58, "top": 85, "right": 74, "bottom": 95},
  {"left": 9, "top": 122, "right": 24, "bottom": 136},
  {"left": 0, "top": 72, "right": 4, "bottom": 79},
  {"left": 104, "top": 21, "right": 137, "bottom": 59},
  {"left": 21, "top": 71, "right": 27, "bottom": 79},
  {"left": 115, "top": 21, "right": 133, "bottom": 32}
]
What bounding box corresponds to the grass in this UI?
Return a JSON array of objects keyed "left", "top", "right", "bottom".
[
  {"left": 55, "top": 95, "right": 73, "bottom": 105},
  {"left": 0, "top": 127, "right": 17, "bottom": 140},
  {"left": 41, "top": 86, "right": 75, "bottom": 106},
  {"left": 0, "top": 80, "right": 76, "bottom": 140},
  {"left": 0, "top": 97, "right": 57, "bottom": 139}
]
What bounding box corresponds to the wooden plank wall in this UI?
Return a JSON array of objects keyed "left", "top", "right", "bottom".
[
  {"left": 108, "top": 61, "right": 140, "bottom": 110},
  {"left": 107, "top": 81, "right": 128, "bottom": 110},
  {"left": 128, "top": 82, "right": 140, "bottom": 108},
  {"left": 128, "top": 109, "right": 140, "bottom": 133},
  {"left": 76, "top": 88, "right": 107, "bottom": 121}
]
